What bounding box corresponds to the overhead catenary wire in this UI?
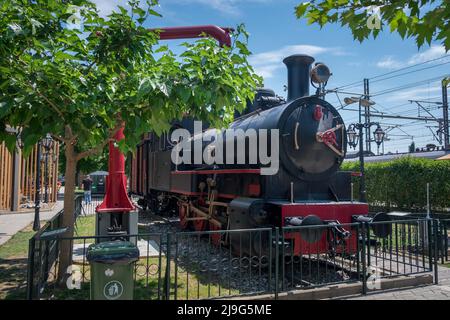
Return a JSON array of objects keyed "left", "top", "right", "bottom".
[
  {"left": 371, "top": 75, "right": 449, "bottom": 97},
  {"left": 333, "top": 53, "right": 450, "bottom": 91},
  {"left": 329, "top": 54, "right": 450, "bottom": 153},
  {"left": 370, "top": 60, "right": 450, "bottom": 84}
]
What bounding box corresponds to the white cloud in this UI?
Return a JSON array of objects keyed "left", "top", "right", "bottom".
[
  {"left": 166, "top": 0, "right": 271, "bottom": 16},
  {"left": 385, "top": 84, "right": 442, "bottom": 102},
  {"left": 376, "top": 45, "right": 448, "bottom": 70},
  {"left": 376, "top": 56, "right": 403, "bottom": 69},
  {"left": 91, "top": 0, "right": 131, "bottom": 17},
  {"left": 253, "top": 64, "right": 279, "bottom": 79},
  {"left": 408, "top": 45, "right": 447, "bottom": 64},
  {"left": 250, "top": 44, "right": 347, "bottom": 79}
]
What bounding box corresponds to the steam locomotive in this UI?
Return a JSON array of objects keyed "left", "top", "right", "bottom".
[{"left": 130, "top": 54, "right": 388, "bottom": 255}]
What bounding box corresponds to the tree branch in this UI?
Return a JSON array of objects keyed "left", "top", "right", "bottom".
[
  {"left": 64, "top": 125, "right": 78, "bottom": 145},
  {"left": 75, "top": 123, "right": 123, "bottom": 161},
  {"left": 75, "top": 138, "right": 111, "bottom": 161},
  {"left": 50, "top": 134, "right": 65, "bottom": 144},
  {"left": 28, "top": 82, "right": 65, "bottom": 119}
]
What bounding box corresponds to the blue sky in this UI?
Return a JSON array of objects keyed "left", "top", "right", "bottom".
[{"left": 93, "top": 0, "right": 449, "bottom": 154}]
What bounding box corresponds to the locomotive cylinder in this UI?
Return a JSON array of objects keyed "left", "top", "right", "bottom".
[{"left": 283, "top": 54, "right": 315, "bottom": 101}]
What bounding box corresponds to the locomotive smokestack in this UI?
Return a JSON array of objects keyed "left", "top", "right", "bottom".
[{"left": 283, "top": 54, "right": 315, "bottom": 101}]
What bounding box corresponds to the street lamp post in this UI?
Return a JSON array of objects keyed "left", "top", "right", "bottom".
[
  {"left": 345, "top": 96, "right": 385, "bottom": 203},
  {"left": 33, "top": 141, "right": 42, "bottom": 231},
  {"left": 42, "top": 134, "right": 54, "bottom": 203}
]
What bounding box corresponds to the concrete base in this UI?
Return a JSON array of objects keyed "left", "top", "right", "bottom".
[
  {"left": 95, "top": 210, "right": 138, "bottom": 243},
  {"left": 228, "top": 274, "right": 433, "bottom": 300}
]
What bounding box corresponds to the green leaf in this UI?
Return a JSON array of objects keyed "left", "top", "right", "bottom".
[
  {"left": 293, "top": 0, "right": 450, "bottom": 53},
  {"left": 148, "top": 9, "right": 162, "bottom": 17},
  {"left": 295, "top": 2, "right": 310, "bottom": 18},
  {"left": 54, "top": 51, "right": 75, "bottom": 61}
]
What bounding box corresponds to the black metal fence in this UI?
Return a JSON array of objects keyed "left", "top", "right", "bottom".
[
  {"left": 278, "top": 222, "right": 363, "bottom": 293},
  {"left": 75, "top": 194, "right": 104, "bottom": 217},
  {"left": 27, "top": 194, "right": 104, "bottom": 299},
  {"left": 26, "top": 217, "right": 443, "bottom": 300},
  {"left": 435, "top": 219, "right": 450, "bottom": 264}
]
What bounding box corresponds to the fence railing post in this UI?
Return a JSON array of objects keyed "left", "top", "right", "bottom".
[
  {"left": 445, "top": 222, "right": 449, "bottom": 262},
  {"left": 434, "top": 220, "right": 439, "bottom": 284},
  {"left": 361, "top": 222, "right": 367, "bottom": 295},
  {"left": 440, "top": 222, "right": 445, "bottom": 264},
  {"left": 26, "top": 237, "right": 36, "bottom": 300},
  {"left": 165, "top": 233, "right": 171, "bottom": 300},
  {"left": 366, "top": 222, "right": 371, "bottom": 267},
  {"left": 274, "top": 227, "right": 279, "bottom": 300},
  {"left": 428, "top": 219, "right": 433, "bottom": 272},
  {"left": 356, "top": 224, "right": 360, "bottom": 277}
]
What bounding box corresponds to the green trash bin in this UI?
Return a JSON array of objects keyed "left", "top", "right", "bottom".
[{"left": 86, "top": 241, "right": 139, "bottom": 300}]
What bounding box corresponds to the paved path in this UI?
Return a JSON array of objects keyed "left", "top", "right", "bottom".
[
  {"left": 0, "top": 200, "right": 64, "bottom": 246},
  {"left": 346, "top": 267, "right": 450, "bottom": 300}
]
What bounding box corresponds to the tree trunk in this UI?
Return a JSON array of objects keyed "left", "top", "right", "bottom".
[{"left": 57, "top": 143, "right": 78, "bottom": 283}]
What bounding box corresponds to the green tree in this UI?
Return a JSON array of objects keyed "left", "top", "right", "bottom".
[
  {"left": 58, "top": 144, "right": 108, "bottom": 185},
  {"left": 0, "top": 0, "right": 261, "bottom": 281},
  {"left": 295, "top": 1, "right": 450, "bottom": 50}
]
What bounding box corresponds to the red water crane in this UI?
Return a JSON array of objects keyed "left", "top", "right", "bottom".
[
  {"left": 96, "top": 25, "right": 232, "bottom": 215},
  {"left": 153, "top": 25, "right": 232, "bottom": 47}
]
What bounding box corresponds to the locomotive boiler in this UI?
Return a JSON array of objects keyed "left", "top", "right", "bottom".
[{"left": 130, "top": 54, "right": 387, "bottom": 256}]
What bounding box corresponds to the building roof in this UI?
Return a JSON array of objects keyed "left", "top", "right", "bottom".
[
  {"left": 344, "top": 150, "right": 450, "bottom": 163},
  {"left": 437, "top": 154, "right": 450, "bottom": 160}
]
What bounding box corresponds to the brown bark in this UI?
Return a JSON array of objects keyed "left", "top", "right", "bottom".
[
  {"left": 57, "top": 140, "right": 78, "bottom": 283},
  {"left": 55, "top": 123, "right": 121, "bottom": 284}
]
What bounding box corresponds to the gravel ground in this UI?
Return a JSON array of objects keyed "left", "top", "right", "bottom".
[{"left": 136, "top": 208, "right": 360, "bottom": 294}]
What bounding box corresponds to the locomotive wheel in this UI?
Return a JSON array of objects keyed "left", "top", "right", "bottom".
[{"left": 178, "top": 204, "right": 189, "bottom": 229}]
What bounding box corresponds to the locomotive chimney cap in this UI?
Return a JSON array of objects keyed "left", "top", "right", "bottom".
[{"left": 283, "top": 54, "right": 315, "bottom": 65}]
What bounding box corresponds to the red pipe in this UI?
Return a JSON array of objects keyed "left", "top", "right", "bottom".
[
  {"left": 97, "top": 25, "right": 232, "bottom": 214},
  {"left": 151, "top": 25, "right": 232, "bottom": 47}
]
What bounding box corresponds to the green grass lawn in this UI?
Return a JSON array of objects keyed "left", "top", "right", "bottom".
[
  {"left": 44, "top": 256, "right": 241, "bottom": 300},
  {"left": 74, "top": 215, "right": 95, "bottom": 243},
  {"left": 0, "top": 224, "right": 36, "bottom": 300},
  {"left": 0, "top": 214, "right": 241, "bottom": 300},
  {"left": 0, "top": 215, "right": 95, "bottom": 300},
  {"left": 0, "top": 225, "right": 35, "bottom": 260}
]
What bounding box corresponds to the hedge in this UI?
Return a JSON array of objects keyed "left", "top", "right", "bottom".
[{"left": 340, "top": 157, "right": 450, "bottom": 213}]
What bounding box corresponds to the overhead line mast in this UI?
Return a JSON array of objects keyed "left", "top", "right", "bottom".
[{"left": 443, "top": 78, "right": 449, "bottom": 149}]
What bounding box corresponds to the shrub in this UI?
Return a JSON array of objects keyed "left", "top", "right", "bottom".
[{"left": 341, "top": 157, "right": 450, "bottom": 213}]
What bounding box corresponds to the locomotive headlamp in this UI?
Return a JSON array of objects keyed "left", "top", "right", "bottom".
[
  {"left": 346, "top": 125, "right": 359, "bottom": 149},
  {"left": 310, "top": 63, "right": 331, "bottom": 84},
  {"left": 373, "top": 125, "right": 385, "bottom": 146}
]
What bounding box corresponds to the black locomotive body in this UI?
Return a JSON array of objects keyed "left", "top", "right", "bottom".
[{"left": 130, "top": 54, "right": 375, "bottom": 255}]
